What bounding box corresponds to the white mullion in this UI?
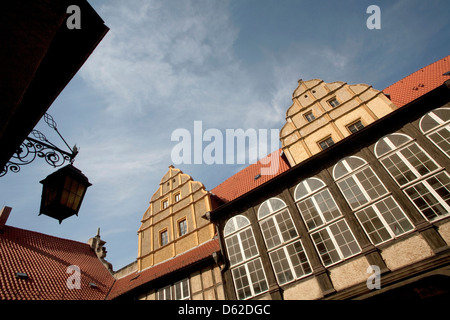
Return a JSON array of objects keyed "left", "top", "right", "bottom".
[
  {"left": 324, "top": 224, "right": 344, "bottom": 260},
  {"left": 243, "top": 262, "right": 255, "bottom": 298},
  {"left": 370, "top": 201, "right": 396, "bottom": 239},
  {"left": 352, "top": 168, "right": 372, "bottom": 203},
  {"left": 282, "top": 244, "right": 300, "bottom": 279}
]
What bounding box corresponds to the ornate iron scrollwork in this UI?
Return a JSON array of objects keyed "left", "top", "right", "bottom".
[{"left": 0, "top": 114, "right": 78, "bottom": 177}]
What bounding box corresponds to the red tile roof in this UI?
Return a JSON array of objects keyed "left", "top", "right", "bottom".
[
  {"left": 383, "top": 55, "right": 450, "bottom": 108},
  {"left": 0, "top": 225, "right": 115, "bottom": 300},
  {"left": 211, "top": 149, "right": 291, "bottom": 203},
  {"left": 107, "top": 238, "right": 220, "bottom": 299},
  {"left": 211, "top": 56, "right": 450, "bottom": 205}
]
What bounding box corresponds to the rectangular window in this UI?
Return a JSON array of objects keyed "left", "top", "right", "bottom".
[
  {"left": 174, "top": 193, "right": 181, "bottom": 202},
  {"left": 162, "top": 199, "right": 169, "bottom": 209},
  {"left": 319, "top": 137, "right": 335, "bottom": 150},
  {"left": 157, "top": 285, "right": 171, "bottom": 300},
  {"left": 304, "top": 111, "right": 316, "bottom": 122},
  {"left": 404, "top": 171, "right": 450, "bottom": 221},
  {"left": 174, "top": 278, "right": 190, "bottom": 300},
  {"left": 178, "top": 218, "right": 187, "bottom": 236},
  {"left": 232, "top": 258, "right": 268, "bottom": 300},
  {"left": 355, "top": 196, "right": 414, "bottom": 245},
  {"left": 157, "top": 278, "right": 190, "bottom": 300},
  {"left": 328, "top": 97, "right": 340, "bottom": 108},
  {"left": 428, "top": 126, "right": 450, "bottom": 157},
  {"left": 347, "top": 120, "right": 364, "bottom": 133},
  {"left": 268, "top": 240, "right": 311, "bottom": 285},
  {"left": 311, "top": 220, "right": 360, "bottom": 266},
  {"left": 160, "top": 229, "right": 168, "bottom": 246}
]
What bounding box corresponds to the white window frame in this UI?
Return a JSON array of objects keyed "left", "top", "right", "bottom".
[
  {"left": 375, "top": 133, "right": 450, "bottom": 223},
  {"left": 224, "top": 215, "right": 269, "bottom": 299},
  {"left": 354, "top": 196, "right": 414, "bottom": 245},
  {"left": 375, "top": 134, "right": 441, "bottom": 188},
  {"left": 294, "top": 177, "right": 361, "bottom": 267},
  {"left": 404, "top": 171, "right": 450, "bottom": 222},
  {"left": 294, "top": 178, "right": 343, "bottom": 231},
  {"left": 334, "top": 156, "right": 414, "bottom": 246},
  {"left": 334, "top": 157, "right": 389, "bottom": 210},
  {"left": 420, "top": 107, "right": 450, "bottom": 158},
  {"left": 174, "top": 278, "right": 190, "bottom": 300},
  {"left": 309, "top": 219, "right": 361, "bottom": 267},
  {"left": 257, "top": 198, "right": 312, "bottom": 285}
]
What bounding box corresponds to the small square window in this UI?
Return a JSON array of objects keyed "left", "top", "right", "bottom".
[
  {"left": 162, "top": 199, "right": 169, "bottom": 209},
  {"left": 160, "top": 229, "right": 169, "bottom": 246},
  {"left": 328, "top": 97, "right": 340, "bottom": 108},
  {"left": 304, "top": 111, "right": 316, "bottom": 122},
  {"left": 178, "top": 219, "right": 187, "bottom": 236},
  {"left": 319, "top": 137, "right": 335, "bottom": 150},
  {"left": 347, "top": 120, "right": 364, "bottom": 133}
]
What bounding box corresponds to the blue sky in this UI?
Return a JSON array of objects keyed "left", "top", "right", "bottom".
[{"left": 1, "top": 0, "right": 450, "bottom": 271}]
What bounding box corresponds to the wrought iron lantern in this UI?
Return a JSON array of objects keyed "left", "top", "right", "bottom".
[{"left": 39, "top": 164, "right": 91, "bottom": 224}]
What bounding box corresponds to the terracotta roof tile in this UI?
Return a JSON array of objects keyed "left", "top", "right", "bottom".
[
  {"left": 383, "top": 55, "right": 450, "bottom": 107},
  {"left": 0, "top": 226, "right": 115, "bottom": 300},
  {"left": 211, "top": 149, "right": 290, "bottom": 203},
  {"left": 107, "top": 238, "right": 220, "bottom": 299}
]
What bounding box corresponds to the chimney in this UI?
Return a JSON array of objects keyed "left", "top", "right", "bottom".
[{"left": 0, "top": 206, "right": 12, "bottom": 233}]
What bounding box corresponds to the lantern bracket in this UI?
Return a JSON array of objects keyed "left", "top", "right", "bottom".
[{"left": 0, "top": 114, "right": 78, "bottom": 177}]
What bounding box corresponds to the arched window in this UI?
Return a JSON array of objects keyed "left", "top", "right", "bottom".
[
  {"left": 223, "top": 215, "right": 268, "bottom": 299},
  {"left": 258, "top": 198, "right": 311, "bottom": 285},
  {"left": 375, "top": 133, "right": 450, "bottom": 222},
  {"left": 295, "top": 177, "right": 360, "bottom": 266},
  {"left": 420, "top": 108, "right": 450, "bottom": 158},
  {"left": 375, "top": 133, "right": 440, "bottom": 186},
  {"left": 334, "top": 156, "right": 414, "bottom": 245}
]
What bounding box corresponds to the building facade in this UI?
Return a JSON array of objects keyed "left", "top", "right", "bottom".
[{"left": 208, "top": 57, "right": 450, "bottom": 300}]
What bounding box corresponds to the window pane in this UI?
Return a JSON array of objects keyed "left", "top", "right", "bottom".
[
  {"left": 297, "top": 198, "right": 324, "bottom": 230},
  {"left": 405, "top": 180, "right": 447, "bottom": 221},
  {"left": 400, "top": 144, "right": 438, "bottom": 176},
  {"left": 232, "top": 265, "right": 252, "bottom": 300},
  {"left": 328, "top": 220, "right": 360, "bottom": 258},
  {"left": 269, "top": 248, "right": 294, "bottom": 285},
  {"left": 286, "top": 241, "right": 312, "bottom": 278},
  {"left": 241, "top": 228, "right": 258, "bottom": 260},
  {"left": 275, "top": 209, "right": 298, "bottom": 241},
  {"left": 314, "top": 189, "right": 341, "bottom": 222},
  {"left": 429, "top": 127, "right": 450, "bottom": 157},
  {"left": 247, "top": 259, "right": 268, "bottom": 296},
  {"left": 260, "top": 218, "right": 282, "bottom": 249},
  {"left": 430, "top": 172, "right": 450, "bottom": 206},
  {"left": 355, "top": 168, "right": 387, "bottom": 200},
  {"left": 381, "top": 154, "right": 417, "bottom": 186},
  {"left": 337, "top": 177, "right": 368, "bottom": 209},
  {"left": 312, "top": 229, "right": 340, "bottom": 266},
  {"left": 225, "top": 235, "right": 243, "bottom": 265},
  {"left": 356, "top": 206, "right": 392, "bottom": 244},
  {"left": 375, "top": 197, "right": 414, "bottom": 236}
]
